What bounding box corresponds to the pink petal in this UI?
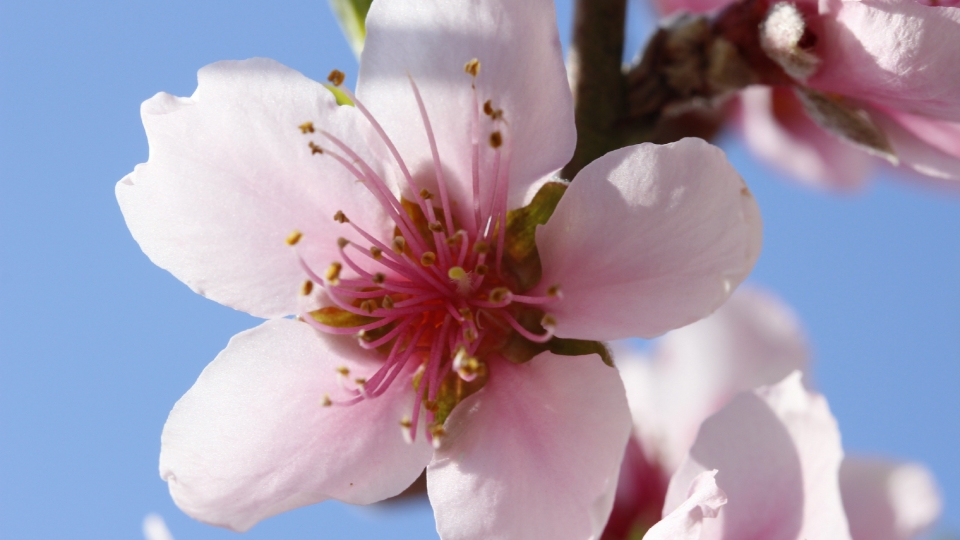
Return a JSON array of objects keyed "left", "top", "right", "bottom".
[
  {"left": 536, "top": 139, "right": 762, "bottom": 341},
  {"left": 159, "top": 319, "right": 433, "bottom": 532},
  {"left": 623, "top": 286, "right": 810, "bottom": 473},
  {"left": 737, "top": 86, "right": 873, "bottom": 190},
  {"left": 117, "top": 58, "right": 392, "bottom": 319},
  {"left": 840, "top": 457, "right": 942, "bottom": 540},
  {"left": 663, "top": 372, "right": 851, "bottom": 540},
  {"left": 810, "top": 0, "right": 960, "bottom": 122},
  {"left": 642, "top": 470, "right": 727, "bottom": 540},
  {"left": 427, "top": 352, "right": 632, "bottom": 540},
  {"left": 871, "top": 107, "right": 960, "bottom": 184},
  {"left": 357, "top": 0, "right": 575, "bottom": 217}
]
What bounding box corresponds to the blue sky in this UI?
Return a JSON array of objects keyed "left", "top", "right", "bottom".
[{"left": 1, "top": 0, "right": 957, "bottom": 538}]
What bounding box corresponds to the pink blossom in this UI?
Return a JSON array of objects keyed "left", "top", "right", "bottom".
[
  {"left": 115, "top": 0, "right": 761, "bottom": 536},
  {"left": 607, "top": 287, "right": 941, "bottom": 539}
]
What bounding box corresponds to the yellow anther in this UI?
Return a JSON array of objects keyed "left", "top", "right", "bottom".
[
  {"left": 489, "top": 131, "right": 503, "bottom": 148},
  {"left": 381, "top": 295, "right": 395, "bottom": 309},
  {"left": 286, "top": 230, "right": 303, "bottom": 246},
  {"left": 321, "top": 394, "right": 332, "bottom": 407},
  {"left": 301, "top": 280, "right": 314, "bottom": 296},
  {"left": 473, "top": 241, "right": 490, "bottom": 254},
  {"left": 419, "top": 188, "right": 434, "bottom": 200},
  {"left": 325, "top": 261, "right": 343, "bottom": 285},
  {"left": 547, "top": 284, "right": 561, "bottom": 298},
  {"left": 327, "top": 69, "right": 346, "bottom": 86},
  {"left": 391, "top": 236, "right": 406, "bottom": 254},
  {"left": 354, "top": 377, "right": 367, "bottom": 386},
  {"left": 336, "top": 366, "right": 350, "bottom": 376},
  {"left": 420, "top": 251, "right": 436, "bottom": 266},
  {"left": 542, "top": 314, "right": 557, "bottom": 328},
  {"left": 337, "top": 237, "right": 349, "bottom": 249},
  {"left": 430, "top": 424, "right": 447, "bottom": 441},
  {"left": 475, "top": 264, "right": 489, "bottom": 276},
  {"left": 458, "top": 307, "right": 474, "bottom": 321},
  {"left": 308, "top": 141, "right": 324, "bottom": 154},
  {"left": 299, "top": 122, "right": 315, "bottom": 134},
  {"left": 448, "top": 266, "right": 467, "bottom": 280},
  {"left": 370, "top": 246, "right": 383, "bottom": 260},
  {"left": 333, "top": 210, "right": 349, "bottom": 223},
  {"left": 399, "top": 416, "right": 413, "bottom": 429},
  {"left": 428, "top": 221, "right": 444, "bottom": 233},
  {"left": 464, "top": 58, "right": 480, "bottom": 77},
  {"left": 372, "top": 272, "right": 386, "bottom": 284},
  {"left": 360, "top": 300, "right": 376, "bottom": 314}
]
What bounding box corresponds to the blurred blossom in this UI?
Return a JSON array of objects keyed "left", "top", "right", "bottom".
[
  {"left": 142, "top": 514, "right": 174, "bottom": 540},
  {"left": 116, "top": 0, "right": 760, "bottom": 537},
  {"left": 652, "top": 0, "right": 960, "bottom": 190},
  {"left": 606, "top": 286, "right": 942, "bottom": 539}
]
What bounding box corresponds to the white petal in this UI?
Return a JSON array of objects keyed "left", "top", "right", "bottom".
[
  {"left": 643, "top": 470, "right": 727, "bottom": 540},
  {"left": 841, "top": 457, "right": 942, "bottom": 540}
]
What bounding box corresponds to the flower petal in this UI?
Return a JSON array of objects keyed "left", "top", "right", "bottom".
[
  {"left": 427, "top": 352, "right": 631, "bottom": 540},
  {"left": 624, "top": 286, "right": 810, "bottom": 473},
  {"left": 840, "top": 457, "right": 942, "bottom": 540},
  {"left": 737, "top": 86, "right": 872, "bottom": 190},
  {"left": 117, "top": 58, "right": 392, "bottom": 319},
  {"left": 159, "top": 319, "right": 433, "bottom": 532},
  {"left": 810, "top": 0, "right": 960, "bottom": 121},
  {"left": 642, "top": 470, "right": 727, "bottom": 540},
  {"left": 537, "top": 139, "right": 762, "bottom": 341},
  {"left": 357, "top": 0, "right": 575, "bottom": 217},
  {"left": 662, "top": 372, "right": 850, "bottom": 540},
  {"left": 871, "top": 107, "right": 960, "bottom": 184}
]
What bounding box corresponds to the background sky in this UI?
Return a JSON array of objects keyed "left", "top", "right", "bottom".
[{"left": 1, "top": 0, "right": 957, "bottom": 538}]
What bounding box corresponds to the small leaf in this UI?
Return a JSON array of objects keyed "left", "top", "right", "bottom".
[
  {"left": 546, "top": 338, "right": 614, "bottom": 367},
  {"left": 323, "top": 84, "right": 355, "bottom": 107},
  {"left": 327, "top": 0, "right": 373, "bottom": 58},
  {"left": 795, "top": 87, "right": 897, "bottom": 164},
  {"left": 501, "top": 181, "right": 567, "bottom": 292}
]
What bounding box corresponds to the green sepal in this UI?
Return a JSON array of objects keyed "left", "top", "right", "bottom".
[
  {"left": 546, "top": 337, "right": 614, "bottom": 367},
  {"left": 323, "top": 84, "right": 355, "bottom": 107},
  {"left": 309, "top": 306, "right": 375, "bottom": 327},
  {"left": 327, "top": 0, "right": 373, "bottom": 58},
  {"left": 501, "top": 181, "right": 567, "bottom": 292}
]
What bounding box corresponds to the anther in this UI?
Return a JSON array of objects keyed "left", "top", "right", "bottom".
[
  {"left": 370, "top": 246, "right": 383, "bottom": 260},
  {"left": 473, "top": 241, "right": 490, "bottom": 254},
  {"left": 419, "top": 188, "right": 434, "bottom": 200},
  {"left": 391, "top": 236, "right": 406, "bottom": 254},
  {"left": 464, "top": 326, "right": 478, "bottom": 342},
  {"left": 428, "top": 221, "right": 444, "bottom": 233},
  {"left": 458, "top": 307, "right": 474, "bottom": 321},
  {"left": 333, "top": 210, "right": 349, "bottom": 223},
  {"left": 285, "top": 230, "right": 303, "bottom": 246},
  {"left": 327, "top": 69, "right": 346, "bottom": 86},
  {"left": 448, "top": 266, "right": 467, "bottom": 281},
  {"left": 420, "top": 252, "right": 437, "bottom": 266},
  {"left": 360, "top": 300, "right": 376, "bottom": 314},
  {"left": 301, "top": 280, "right": 314, "bottom": 296},
  {"left": 309, "top": 141, "right": 324, "bottom": 154},
  {"left": 299, "top": 122, "right": 315, "bottom": 134},
  {"left": 400, "top": 416, "right": 414, "bottom": 444},
  {"left": 321, "top": 394, "right": 332, "bottom": 407},
  {"left": 547, "top": 284, "right": 562, "bottom": 298},
  {"left": 484, "top": 100, "right": 494, "bottom": 116},
  {"left": 337, "top": 237, "right": 349, "bottom": 249},
  {"left": 489, "top": 287, "right": 512, "bottom": 304},
  {"left": 336, "top": 366, "right": 350, "bottom": 376},
  {"left": 464, "top": 58, "right": 480, "bottom": 77},
  {"left": 475, "top": 264, "right": 489, "bottom": 276},
  {"left": 325, "top": 262, "right": 343, "bottom": 285},
  {"left": 541, "top": 314, "right": 557, "bottom": 329},
  {"left": 489, "top": 131, "right": 503, "bottom": 148},
  {"left": 372, "top": 272, "right": 386, "bottom": 284},
  {"left": 381, "top": 295, "right": 394, "bottom": 309},
  {"left": 430, "top": 424, "right": 447, "bottom": 449}
]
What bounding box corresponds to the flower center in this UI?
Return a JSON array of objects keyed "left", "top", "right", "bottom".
[{"left": 287, "top": 62, "right": 562, "bottom": 447}]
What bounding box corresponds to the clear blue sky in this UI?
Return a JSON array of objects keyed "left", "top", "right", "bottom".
[{"left": 1, "top": 0, "right": 957, "bottom": 538}]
